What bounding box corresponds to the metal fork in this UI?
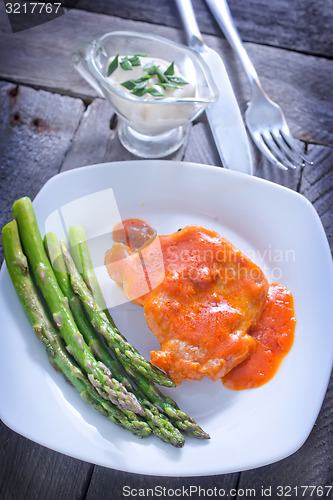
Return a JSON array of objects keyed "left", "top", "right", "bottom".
[{"left": 204, "top": 0, "right": 312, "bottom": 170}]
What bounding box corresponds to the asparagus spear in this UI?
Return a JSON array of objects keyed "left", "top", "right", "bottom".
[
  {"left": 44, "top": 232, "right": 130, "bottom": 388},
  {"left": 66, "top": 226, "right": 210, "bottom": 439},
  {"left": 1, "top": 220, "right": 150, "bottom": 438},
  {"left": 12, "top": 197, "right": 143, "bottom": 416},
  {"left": 134, "top": 392, "right": 185, "bottom": 447},
  {"left": 68, "top": 225, "right": 116, "bottom": 327},
  {"left": 44, "top": 232, "right": 185, "bottom": 447},
  {"left": 127, "top": 368, "right": 210, "bottom": 439},
  {"left": 61, "top": 240, "right": 175, "bottom": 388}
]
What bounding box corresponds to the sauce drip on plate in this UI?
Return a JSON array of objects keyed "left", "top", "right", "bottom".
[{"left": 222, "top": 283, "right": 296, "bottom": 390}]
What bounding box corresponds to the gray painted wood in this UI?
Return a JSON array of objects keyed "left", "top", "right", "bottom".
[
  {"left": 0, "top": 9, "right": 332, "bottom": 147},
  {"left": 61, "top": 97, "right": 190, "bottom": 172},
  {"left": 0, "top": 2, "right": 332, "bottom": 498},
  {"left": 54, "top": 89, "right": 333, "bottom": 496},
  {"left": 237, "top": 141, "right": 333, "bottom": 494},
  {"left": 0, "top": 422, "right": 93, "bottom": 500},
  {"left": 86, "top": 467, "right": 239, "bottom": 500},
  {"left": 75, "top": 0, "right": 333, "bottom": 58},
  {"left": 183, "top": 118, "right": 305, "bottom": 191},
  {"left": 0, "top": 81, "right": 84, "bottom": 261},
  {"left": 299, "top": 144, "right": 333, "bottom": 249}
]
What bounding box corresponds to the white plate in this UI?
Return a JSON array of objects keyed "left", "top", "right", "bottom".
[{"left": 1, "top": 161, "right": 332, "bottom": 476}]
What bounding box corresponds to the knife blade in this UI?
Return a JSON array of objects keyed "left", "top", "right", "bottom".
[{"left": 175, "top": 0, "right": 253, "bottom": 175}]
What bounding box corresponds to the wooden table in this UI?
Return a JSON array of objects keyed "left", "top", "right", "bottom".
[{"left": 0, "top": 1, "right": 332, "bottom": 498}]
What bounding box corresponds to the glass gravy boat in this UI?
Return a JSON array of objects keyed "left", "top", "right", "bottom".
[{"left": 73, "top": 31, "right": 218, "bottom": 158}]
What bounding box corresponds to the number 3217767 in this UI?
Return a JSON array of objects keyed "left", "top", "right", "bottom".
[
  {"left": 277, "top": 485, "right": 332, "bottom": 497},
  {"left": 5, "top": 3, "right": 62, "bottom": 14}
]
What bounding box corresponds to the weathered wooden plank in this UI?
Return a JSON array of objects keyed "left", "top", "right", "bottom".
[
  {"left": 61, "top": 95, "right": 304, "bottom": 193},
  {"left": 0, "top": 81, "right": 84, "bottom": 261},
  {"left": 74, "top": 0, "right": 333, "bottom": 58},
  {"left": 0, "top": 9, "right": 332, "bottom": 147},
  {"left": 237, "top": 142, "right": 333, "bottom": 492},
  {"left": 61, "top": 97, "right": 186, "bottom": 172},
  {"left": 0, "top": 421, "right": 92, "bottom": 500},
  {"left": 298, "top": 144, "right": 333, "bottom": 250},
  {"left": 183, "top": 118, "right": 305, "bottom": 191},
  {"left": 0, "top": 77, "right": 91, "bottom": 499},
  {"left": 182, "top": 119, "right": 222, "bottom": 168},
  {"left": 85, "top": 467, "right": 239, "bottom": 500},
  {"left": 0, "top": 81, "right": 88, "bottom": 500},
  {"left": 61, "top": 109, "right": 332, "bottom": 494},
  {"left": 220, "top": 40, "right": 333, "bottom": 149},
  {"left": 60, "top": 98, "right": 122, "bottom": 171}
]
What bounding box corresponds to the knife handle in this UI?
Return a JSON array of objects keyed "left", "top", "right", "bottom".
[
  {"left": 204, "top": 0, "right": 260, "bottom": 90},
  {"left": 174, "top": 0, "right": 205, "bottom": 50}
]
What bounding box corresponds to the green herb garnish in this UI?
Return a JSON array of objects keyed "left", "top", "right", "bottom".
[
  {"left": 120, "top": 57, "right": 133, "bottom": 71},
  {"left": 144, "top": 64, "right": 168, "bottom": 84},
  {"left": 157, "top": 83, "right": 180, "bottom": 90},
  {"left": 156, "top": 66, "right": 169, "bottom": 84},
  {"left": 167, "top": 75, "right": 189, "bottom": 85},
  {"left": 121, "top": 80, "right": 136, "bottom": 90},
  {"left": 142, "top": 61, "right": 155, "bottom": 71},
  {"left": 119, "top": 54, "right": 145, "bottom": 70},
  {"left": 164, "top": 61, "right": 175, "bottom": 76},
  {"left": 132, "top": 75, "right": 151, "bottom": 83},
  {"left": 131, "top": 86, "right": 149, "bottom": 97},
  {"left": 112, "top": 55, "right": 189, "bottom": 98},
  {"left": 146, "top": 64, "right": 158, "bottom": 76},
  {"left": 107, "top": 54, "right": 119, "bottom": 76},
  {"left": 146, "top": 88, "right": 165, "bottom": 97},
  {"left": 133, "top": 81, "right": 148, "bottom": 90},
  {"left": 128, "top": 55, "right": 141, "bottom": 67}
]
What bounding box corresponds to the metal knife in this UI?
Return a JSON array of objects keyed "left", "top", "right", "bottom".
[{"left": 175, "top": 0, "right": 253, "bottom": 175}]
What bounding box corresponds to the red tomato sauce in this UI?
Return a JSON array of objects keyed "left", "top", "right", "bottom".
[
  {"left": 109, "top": 219, "right": 296, "bottom": 390},
  {"left": 222, "top": 283, "right": 296, "bottom": 390}
]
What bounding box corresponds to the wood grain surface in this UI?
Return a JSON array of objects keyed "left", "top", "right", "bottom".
[
  {"left": 0, "top": 1, "right": 332, "bottom": 499},
  {"left": 0, "top": 82, "right": 84, "bottom": 262},
  {"left": 75, "top": 0, "right": 333, "bottom": 57},
  {"left": 0, "top": 9, "right": 332, "bottom": 147}
]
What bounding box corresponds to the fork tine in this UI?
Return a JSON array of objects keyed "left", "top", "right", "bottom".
[
  {"left": 280, "top": 128, "right": 313, "bottom": 165},
  {"left": 271, "top": 130, "right": 305, "bottom": 167},
  {"left": 252, "top": 133, "right": 288, "bottom": 171},
  {"left": 261, "top": 131, "right": 296, "bottom": 169}
]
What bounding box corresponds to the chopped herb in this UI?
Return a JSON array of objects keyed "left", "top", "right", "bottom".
[
  {"left": 155, "top": 66, "right": 169, "bottom": 84},
  {"left": 145, "top": 64, "right": 168, "bottom": 83},
  {"left": 131, "top": 86, "right": 149, "bottom": 97},
  {"left": 107, "top": 54, "right": 119, "bottom": 76},
  {"left": 132, "top": 75, "right": 151, "bottom": 83},
  {"left": 133, "top": 53, "right": 147, "bottom": 57},
  {"left": 147, "top": 88, "right": 165, "bottom": 97},
  {"left": 157, "top": 82, "right": 180, "bottom": 90},
  {"left": 164, "top": 61, "right": 175, "bottom": 76},
  {"left": 146, "top": 64, "right": 158, "bottom": 76},
  {"left": 134, "top": 81, "right": 148, "bottom": 90},
  {"left": 121, "top": 80, "right": 136, "bottom": 90},
  {"left": 120, "top": 57, "right": 133, "bottom": 71},
  {"left": 128, "top": 55, "right": 141, "bottom": 67},
  {"left": 115, "top": 56, "right": 188, "bottom": 98},
  {"left": 142, "top": 61, "right": 155, "bottom": 71},
  {"left": 168, "top": 76, "right": 188, "bottom": 85}
]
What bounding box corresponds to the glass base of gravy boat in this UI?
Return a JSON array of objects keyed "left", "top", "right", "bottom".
[
  {"left": 118, "top": 121, "right": 186, "bottom": 158},
  {"left": 73, "top": 31, "right": 218, "bottom": 158}
]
